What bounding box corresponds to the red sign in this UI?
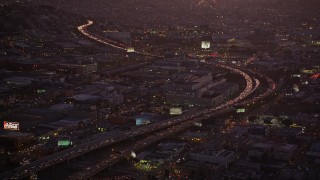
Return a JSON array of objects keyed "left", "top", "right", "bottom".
[{"left": 3, "top": 121, "right": 19, "bottom": 130}]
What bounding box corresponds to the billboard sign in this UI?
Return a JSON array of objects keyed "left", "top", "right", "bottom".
[
  {"left": 127, "top": 47, "right": 135, "bottom": 53},
  {"left": 201, "top": 41, "right": 210, "bottom": 49},
  {"left": 58, "top": 140, "right": 72, "bottom": 147},
  {"left": 170, "top": 107, "right": 182, "bottom": 115},
  {"left": 131, "top": 151, "right": 136, "bottom": 158},
  {"left": 236, "top": 108, "right": 246, "bottom": 113},
  {"left": 136, "top": 118, "right": 150, "bottom": 125},
  {"left": 3, "top": 121, "right": 19, "bottom": 130},
  {"left": 36, "top": 89, "right": 46, "bottom": 94}
]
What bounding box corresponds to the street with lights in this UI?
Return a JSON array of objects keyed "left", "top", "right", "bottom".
[
  {"left": 1, "top": 2, "right": 319, "bottom": 180},
  {"left": 0, "top": 20, "right": 277, "bottom": 180}
]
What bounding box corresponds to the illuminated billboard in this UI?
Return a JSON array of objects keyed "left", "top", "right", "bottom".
[
  {"left": 36, "top": 89, "right": 46, "bottom": 94},
  {"left": 236, "top": 108, "right": 246, "bottom": 113},
  {"left": 201, "top": 41, "right": 210, "bottom": 49},
  {"left": 3, "top": 121, "right": 19, "bottom": 130},
  {"left": 127, "top": 47, "right": 135, "bottom": 53},
  {"left": 131, "top": 151, "right": 136, "bottom": 158},
  {"left": 58, "top": 140, "right": 72, "bottom": 147},
  {"left": 136, "top": 118, "right": 150, "bottom": 125},
  {"left": 170, "top": 107, "right": 182, "bottom": 115}
]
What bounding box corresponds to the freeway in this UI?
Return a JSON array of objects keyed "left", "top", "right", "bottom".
[
  {"left": 70, "top": 117, "right": 206, "bottom": 179},
  {"left": 78, "top": 20, "right": 163, "bottom": 58},
  {"left": 70, "top": 68, "right": 277, "bottom": 179},
  {"left": 0, "top": 60, "right": 258, "bottom": 180},
  {"left": 66, "top": 63, "right": 273, "bottom": 179},
  {"left": 67, "top": 21, "right": 277, "bottom": 179},
  {"left": 234, "top": 67, "right": 277, "bottom": 107},
  {"left": 0, "top": 110, "right": 200, "bottom": 179},
  {"left": 0, "top": 21, "right": 277, "bottom": 180}
]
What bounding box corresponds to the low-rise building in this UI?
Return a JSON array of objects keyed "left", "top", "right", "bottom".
[
  {"left": 180, "top": 131, "right": 209, "bottom": 142},
  {"left": 248, "top": 143, "right": 273, "bottom": 161},
  {"left": 274, "top": 144, "right": 297, "bottom": 161},
  {"left": 306, "top": 142, "right": 320, "bottom": 164},
  {"left": 57, "top": 60, "right": 97, "bottom": 74},
  {"left": 189, "top": 149, "right": 237, "bottom": 167}
]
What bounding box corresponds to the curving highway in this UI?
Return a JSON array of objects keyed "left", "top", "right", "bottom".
[
  {"left": 0, "top": 21, "right": 277, "bottom": 180},
  {"left": 78, "top": 20, "right": 163, "bottom": 58}
]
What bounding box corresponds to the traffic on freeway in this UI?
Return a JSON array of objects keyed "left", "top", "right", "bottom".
[
  {"left": 0, "top": 20, "right": 277, "bottom": 180},
  {"left": 78, "top": 20, "right": 163, "bottom": 58}
]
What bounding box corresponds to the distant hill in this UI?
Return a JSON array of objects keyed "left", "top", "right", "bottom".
[
  {"left": 30, "top": 0, "right": 319, "bottom": 26},
  {"left": 1, "top": 0, "right": 318, "bottom": 29}
]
